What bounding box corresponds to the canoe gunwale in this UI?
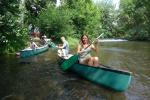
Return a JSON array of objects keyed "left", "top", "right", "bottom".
[
  {"left": 20, "top": 44, "right": 49, "bottom": 58},
  {"left": 58, "top": 54, "right": 132, "bottom": 75},
  {"left": 70, "top": 63, "right": 132, "bottom": 75},
  {"left": 96, "top": 64, "right": 131, "bottom": 75},
  {"left": 20, "top": 44, "right": 48, "bottom": 52}
]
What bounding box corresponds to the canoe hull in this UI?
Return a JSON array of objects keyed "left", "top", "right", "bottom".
[
  {"left": 20, "top": 44, "right": 49, "bottom": 58},
  {"left": 58, "top": 55, "right": 132, "bottom": 91},
  {"left": 70, "top": 63, "right": 131, "bottom": 91}
]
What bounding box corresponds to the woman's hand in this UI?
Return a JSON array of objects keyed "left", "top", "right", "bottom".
[
  {"left": 94, "top": 40, "right": 99, "bottom": 46},
  {"left": 91, "top": 41, "right": 99, "bottom": 51}
]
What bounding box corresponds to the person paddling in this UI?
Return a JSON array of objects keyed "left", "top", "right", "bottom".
[
  {"left": 77, "top": 34, "right": 99, "bottom": 67},
  {"left": 57, "top": 36, "right": 69, "bottom": 57}
]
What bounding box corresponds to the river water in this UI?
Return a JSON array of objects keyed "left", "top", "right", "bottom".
[{"left": 0, "top": 41, "right": 149, "bottom": 100}]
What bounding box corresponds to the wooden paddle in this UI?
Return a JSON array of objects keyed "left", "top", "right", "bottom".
[{"left": 60, "top": 33, "right": 104, "bottom": 71}]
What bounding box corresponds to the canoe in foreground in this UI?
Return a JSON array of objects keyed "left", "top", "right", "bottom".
[
  {"left": 58, "top": 54, "right": 132, "bottom": 92},
  {"left": 20, "top": 44, "right": 49, "bottom": 58}
]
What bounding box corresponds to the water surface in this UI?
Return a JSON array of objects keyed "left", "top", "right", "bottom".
[{"left": 0, "top": 41, "right": 149, "bottom": 100}]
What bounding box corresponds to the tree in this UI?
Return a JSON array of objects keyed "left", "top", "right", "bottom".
[
  {"left": 37, "top": 0, "right": 102, "bottom": 39},
  {"left": 64, "top": 0, "right": 102, "bottom": 38},
  {"left": 38, "top": 5, "right": 73, "bottom": 39},
  {"left": 118, "top": 0, "right": 150, "bottom": 40},
  {"left": 0, "top": 0, "right": 28, "bottom": 54}
]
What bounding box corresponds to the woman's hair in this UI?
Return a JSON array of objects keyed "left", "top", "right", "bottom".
[{"left": 80, "top": 34, "right": 90, "bottom": 45}]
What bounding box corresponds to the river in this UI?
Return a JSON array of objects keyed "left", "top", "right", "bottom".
[{"left": 0, "top": 41, "right": 149, "bottom": 100}]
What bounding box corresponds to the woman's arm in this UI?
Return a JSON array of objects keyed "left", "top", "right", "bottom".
[
  {"left": 91, "top": 40, "right": 99, "bottom": 52},
  {"left": 77, "top": 44, "right": 81, "bottom": 53}
]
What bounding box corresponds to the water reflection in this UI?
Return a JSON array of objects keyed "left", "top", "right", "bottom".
[
  {"left": 0, "top": 41, "right": 149, "bottom": 100},
  {"left": 100, "top": 41, "right": 150, "bottom": 100}
]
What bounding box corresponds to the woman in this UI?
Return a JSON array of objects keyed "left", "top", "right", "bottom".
[{"left": 77, "top": 34, "right": 99, "bottom": 67}]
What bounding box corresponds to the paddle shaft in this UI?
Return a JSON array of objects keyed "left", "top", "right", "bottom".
[{"left": 84, "top": 33, "right": 104, "bottom": 50}]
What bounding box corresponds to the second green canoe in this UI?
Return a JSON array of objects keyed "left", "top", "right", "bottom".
[{"left": 20, "top": 44, "right": 49, "bottom": 58}]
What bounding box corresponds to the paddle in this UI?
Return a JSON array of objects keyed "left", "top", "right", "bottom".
[{"left": 60, "top": 33, "right": 104, "bottom": 71}]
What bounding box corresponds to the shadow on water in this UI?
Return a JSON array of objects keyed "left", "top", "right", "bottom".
[{"left": 0, "top": 41, "right": 149, "bottom": 100}]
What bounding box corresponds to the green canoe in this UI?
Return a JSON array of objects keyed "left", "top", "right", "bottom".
[
  {"left": 48, "top": 41, "right": 56, "bottom": 48},
  {"left": 58, "top": 54, "right": 132, "bottom": 92},
  {"left": 45, "top": 39, "right": 56, "bottom": 48},
  {"left": 20, "top": 44, "right": 49, "bottom": 58}
]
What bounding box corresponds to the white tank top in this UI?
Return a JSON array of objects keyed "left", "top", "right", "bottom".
[{"left": 79, "top": 45, "right": 92, "bottom": 59}]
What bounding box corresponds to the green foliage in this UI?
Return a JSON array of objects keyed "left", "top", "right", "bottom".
[
  {"left": 0, "top": 0, "right": 28, "bottom": 54},
  {"left": 38, "top": 5, "right": 74, "bottom": 39},
  {"left": 1, "top": 0, "right": 148, "bottom": 55},
  {"left": 100, "top": 6, "right": 117, "bottom": 38},
  {"left": 118, "top": 0, "right": 150, "bottom": 40},
  {"left": 94, "top": 1, "right": 121, "bottom": 38},
  {"left": 64, "top": 0, "right": 102, "bottom": 38},
  {"left": 67, "top": 37, "right": 79, "bottom": 50},
  {"left": 25, "top": 0, "right": 57, "bottom": 24},
  {"left": 36, "top": 0, "right": 102, "bottom": 40}
]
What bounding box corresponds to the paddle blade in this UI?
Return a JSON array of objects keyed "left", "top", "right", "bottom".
[{"left": 60, "top": 55, "right": 79, "bottom": 71}]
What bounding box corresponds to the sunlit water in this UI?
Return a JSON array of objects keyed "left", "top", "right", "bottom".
[{"left": 0, "top": 41, "right": 149, "bottom": 100}]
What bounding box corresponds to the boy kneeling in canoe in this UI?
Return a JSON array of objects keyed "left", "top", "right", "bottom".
[{"left": 57, "top": 36, "right": 69, "bottom": 58}]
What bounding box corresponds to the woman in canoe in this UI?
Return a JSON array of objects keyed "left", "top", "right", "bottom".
[
  {"left": 57, "top": 36, "right": 69, "bottom": 57},
  {"left": 77, "top": 34, "right": 99, "bottom": 67}
]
